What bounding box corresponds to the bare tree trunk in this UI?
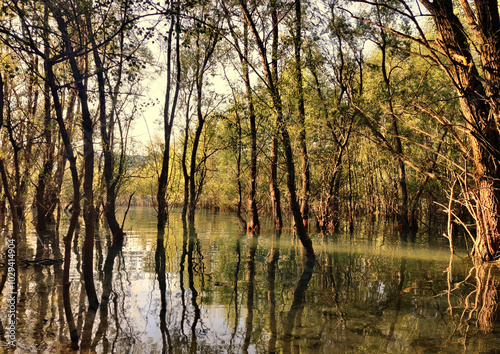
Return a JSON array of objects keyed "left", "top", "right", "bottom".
[
  {"left": 294, "top": 0, "right": 311, "bottom": 227},
  {"left": 49, "top": 4, "right": 98, "bottom": 310},
  {"left": 187, "top": 22, "right": 219, "bottom": 222},
  {"left": 240, "top": 0, "right": 314, "bottom": 258},
  {"left": 235, "top": 110, "right": 247, "bottom": 229},
  {"left": 45, "top": 58, "right": 80, "bottom": 347},
  {"left": 158, "top": 9, "right": 181, "bottom": 229},
  {"left": 221, "top": 2, "right": 260, "bottom": 231},
  {"left": 35, "top": 49, "right": 55, "bottom": 234},
  {"left": 188, "top": 70, "right": 205, "bottom": 221},
  {"left": 420, "top": 0, "right": 500, "bottom": 260},
  {"left": 379, "top": 34, "right": 409, "bottom": 232},
  {"left": 241, "top": 22, "right": 260, "bottom": 232},
  {"left": 87, "top": 18, "right": 124, "bottom": 243},
  {"left": 269, "top": 0, "right": 283, "bottom": 230}
]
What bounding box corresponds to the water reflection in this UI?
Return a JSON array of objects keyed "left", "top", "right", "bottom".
[
  {"left": 283, "top": 256, "right": 314, "bottom": 353},
  {"left": 267, "top": 231, "right": 280, "bottom": 353},
  {"left": 155, "top": 226, "right": 171, "bottom": 353},
  {"left": 3, "top": 209, "right": 500, "bottom": 352},
  {"left": 243, "top": 232, "right": 257, "bottom": 353}
]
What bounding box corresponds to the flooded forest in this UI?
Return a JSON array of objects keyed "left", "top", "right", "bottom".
[{"left": 2, "top": 0, "right": 500, "bottom": 352}]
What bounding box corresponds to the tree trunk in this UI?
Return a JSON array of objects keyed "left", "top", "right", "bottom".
[
  {"left": 50, "top": 5, "right": 99, "bottom": 309},
  {"left": 240, "top": 0, "right": 314, "bottom": 258},
  {"left": 420, "top": 0, "right": 500, "bottom": 260},
  {"left": 158, "top": 9, "right": 181, "bottom": 229},
  {"left": 187, "top": 24, "right": 219, "bottom": 221},
  {"left": 379, "top": 34, "right": 409, "bottom": 232},
  {"left": 235, "top": 109, "right": 247, "bottom": 229},
  {"left": 269, "top": 0, "right": 283, "bottom": 230},
  {"left": 241, "top": 22, "right": 260, "bottom": 232},
  {"left": 35, "top": 48, "right": 55, "bottom": 234},
  {"left": 45, "top": 59, "right": 80, "bottom": 347},
  {"left": 88, "top": 24, "right": 124, "bottom": 243},
  {"left": 188, "top": 81, "right": 205, "bottom": 221},
  {"left": 294, "top": 0, "right": 311, "bottom": 227}
]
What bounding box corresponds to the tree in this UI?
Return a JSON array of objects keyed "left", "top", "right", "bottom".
[
  {"left": 221, "top": 2, "right": 261, "bottom": 231},
  {"left": 239, "top": 0, "right": 314, "bottom": 258},
  {"left": 89, "top": 0, "right": 137, "bottom": 242},
  {"left": 176, "top": 2, "right": 222, "bottom": 221},
  {"left": 157, "top": 0, "right": 181, "bottom": 229},
  {"left": 293, "top": 0, "right": 311, "bottom": 227},
  {"left": 350, "top": 0, "right": 500, "bottom": 260}
]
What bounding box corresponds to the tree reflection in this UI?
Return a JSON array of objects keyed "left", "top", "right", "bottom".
[
  {"left": 187, "top": 221, "right": 201, "bottom": 352},
  {"left": 243, "top": 232, "right": 258, "bottom": 353},
  {"left": 385, "top": 258, "right": 406, "bottom": 350},
  {"left": 267, "top": 231, "right": 280, "bottom": 353},
  {"left": 229, "top": 232, "right": 242, "bottom": 349},
  {"left": 458, "top": 260, "right": 500, "bottom": 335},
  {"left": 179, "top": 220, "right": 202, "bottom": 352},
  {"left": 90, "top": 237, "right": 124, "bottom": 351},
  {"left": 156, "top": 226, "right": 172, "bottom": 353},
  {"left": 282, "top": 256, "right": 314, "bottom": 352}
]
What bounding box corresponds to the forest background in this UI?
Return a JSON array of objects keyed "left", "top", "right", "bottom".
[{"left": 2, "top": 0, "right": 500, "bottom": 316}]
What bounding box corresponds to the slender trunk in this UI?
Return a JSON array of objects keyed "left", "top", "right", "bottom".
[
  {"left": 182, "top": 119, "right": 190, "bottom": 221},
  {"left": 158, "top": 10, "right": 181, "bottom": 228},
  {"left": 240, "top": 0, "right": 314, "bottom": 258},
  {"left": 0, "top": 74, "right": 19, "bottom": 304},
  {"left": 242, "top": 23, "right": 260, "bottom": 232},
  {"left": 188, "top": 80, "right": 203, "bottom": 221},
  {"left": 236, "top": 110, "right": 246, "bottom": 229},
  {"left": 294, "top": 0, "right": 310, "bottom": 226},
  {"left": 187, "top": 26, "right": 219, "bottom": 221},
  {"left": 380, "top": 36, "right": 409, "bottom": 231},
  {"left": 35, "top": 20, "right": 55, "bottom": 233},
  {"left": 269, "top": 0, "right": 283, "bottom": 229},
  {"left": 45, "top": 59, "right": 80, "bottom": 346},
  {"left": 88, "top": 22, "right": 124, "bottom": 243},
  {"left": 49, "top": 5, "right": 99, "bottom": 310},
  {"left": 188, "top": 94, "right": 204, "bottom": 221},
  {"left": 224, "top": 1, "right": 260, "bottom": 231}
]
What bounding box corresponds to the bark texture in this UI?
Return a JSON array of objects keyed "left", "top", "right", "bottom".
[{"left": 420, "top": 0, "right": 500, "bottom": 260}]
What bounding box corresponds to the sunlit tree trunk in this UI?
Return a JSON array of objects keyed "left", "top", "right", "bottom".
[
  {"left": 240, "top": 22, "right": 260, "bottom": 232},
  {"left": 420, "top": 0, "right": 500, "bottom": 260},
  {"left": 269, "top": 0, "right": 283, "bottom": 230}
]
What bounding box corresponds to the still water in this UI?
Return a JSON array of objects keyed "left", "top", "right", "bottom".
[{"left": 3, "top": 207, "right": 500, "bottom": 353}]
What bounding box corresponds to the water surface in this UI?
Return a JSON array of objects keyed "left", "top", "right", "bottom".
[{"left": 3, "top": 208, "right": 500, "bottom": 353}]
